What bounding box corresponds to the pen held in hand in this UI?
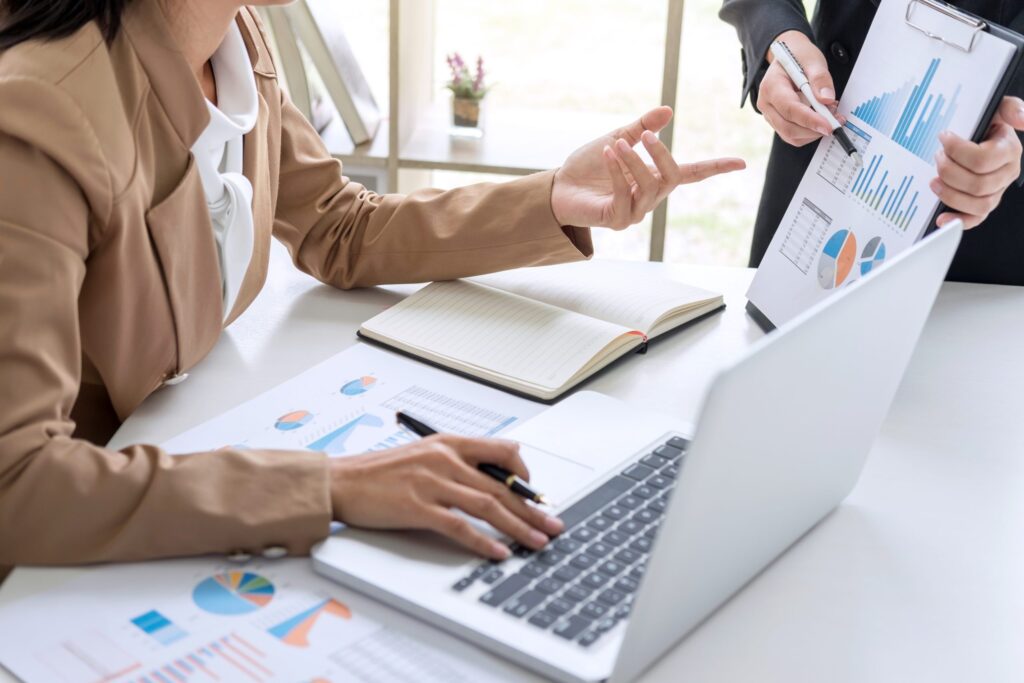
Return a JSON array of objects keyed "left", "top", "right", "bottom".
[
  {"left": 770, "top": 40, "right": 863, "bottom": 165},
  {"left": 395, "top": 411, "right": 550, "bottom": 506}
]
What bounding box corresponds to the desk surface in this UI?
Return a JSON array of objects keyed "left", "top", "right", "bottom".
[{"left": 3, "top": 243, "right": 1023, "bottom": 683}]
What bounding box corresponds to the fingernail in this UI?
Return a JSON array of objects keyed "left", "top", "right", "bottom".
[
  {"left": 528, "top": 530, "right": 549, "bottom": 548},
  {"left": 544, "top": 516, "right": 565, "bottom": 535},
  {"left": 939, "top": 130, "right": 952, "bottom": 142},
  {"left": 492, "top": 543, "right": 511, "bottom": 559},
  {"left": 930, "top": 178, "right": 943, "bottom": 194},
  {"left": 820, "top": 87, "right": 835, "bottom": 100},
  {"left": 819, "top": 125, "right": 832, "bottom": 136},
  {"left": 642, "top": 130, "right": 657, "bottom": 144},
  {"left": 616, "top": 139, "right": 630, "bottom": 152}
]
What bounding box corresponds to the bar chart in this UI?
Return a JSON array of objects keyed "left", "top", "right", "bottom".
[
  {"left": 852, "top": 58, "right": 960, "bottom": 162},
  {"left": 850, "top": 154, "right": 921, "bottom": 231}
]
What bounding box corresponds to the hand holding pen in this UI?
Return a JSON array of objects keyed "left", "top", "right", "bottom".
[{"left": 760, "top": 30, "right": 858, "bottom": 157}]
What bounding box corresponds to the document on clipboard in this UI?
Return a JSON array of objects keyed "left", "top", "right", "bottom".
[{"left": 747, "top": 0, "right": 1024, "bottom": 329}]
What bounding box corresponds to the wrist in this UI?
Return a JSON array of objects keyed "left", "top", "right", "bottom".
[{"left": 768, "top": 30, "right": 812, "bottom": 63}]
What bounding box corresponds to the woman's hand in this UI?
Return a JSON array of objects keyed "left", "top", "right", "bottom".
[
  {"left": 932, "top": 96, "right": 1024, "bottom": 230},
  {"left": 329, "top": 435, "right": 564, "bottom": 560},
  {"left": 759, "top": 30, "right": 839, "bottom": 147},
  {"left": 550, "top": 106, "right": 745, "bottom": 230}
]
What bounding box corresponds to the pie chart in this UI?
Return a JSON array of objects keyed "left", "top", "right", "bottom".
[
  {"left": 860, "top": 236, "right": 887, "bottom": 276},
  {"left": 275, "top": 410, "right": 313, "bottom": 431},
  {"left": 341, "top": 376, "right": 377, "bottom": 396},
  {"left": 192, "top": 571, "right": 275, "bottom": 615},
  {"left": 817, "top": 229, "right": 858, "bottom": 290}
]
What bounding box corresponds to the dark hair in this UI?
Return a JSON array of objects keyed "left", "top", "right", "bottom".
[{"left": 0, "top": 0, "right": 132, "bottom": 50}]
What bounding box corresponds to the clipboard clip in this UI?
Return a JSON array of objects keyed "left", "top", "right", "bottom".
[{"left": 905, "top": 0, "right": 987, "bottom": 53}]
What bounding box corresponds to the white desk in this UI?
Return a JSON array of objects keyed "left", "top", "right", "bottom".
[{"left": 3, "top": 243, "right": 1023, "bottom": 682}]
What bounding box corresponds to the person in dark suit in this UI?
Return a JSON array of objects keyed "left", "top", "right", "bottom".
[{"left": 721, "top": 0, "right": 1024, "bottom": 285}]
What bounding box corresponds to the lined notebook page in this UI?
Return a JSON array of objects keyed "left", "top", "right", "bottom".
[
  {"left": 473, "top": 261, "right": 720, "bottom": 333},
  {"left": 361, "top": 281, "right": 633, "bottom": 391}
]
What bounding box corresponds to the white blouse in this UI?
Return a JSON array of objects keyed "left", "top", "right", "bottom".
[{"left": 191, "top": 23, "right": 258, "bottom": 322}]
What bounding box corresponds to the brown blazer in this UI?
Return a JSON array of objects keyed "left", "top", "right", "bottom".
[{"left": 0, "top": 1, "right": 592, "bottom": 566}]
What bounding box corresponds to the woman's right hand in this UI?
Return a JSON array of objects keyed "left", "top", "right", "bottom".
[
  {"left": 329, "top": 435, "right": 565, "bottom": 561},
  {"left": 759, "top": 30, "right": 839, "bottom": 147}
]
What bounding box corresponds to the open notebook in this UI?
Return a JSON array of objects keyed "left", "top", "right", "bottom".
[{"left": 358, "top": 261, "right": 724, "bottom": 401}]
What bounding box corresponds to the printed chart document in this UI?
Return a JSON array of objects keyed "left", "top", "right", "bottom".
[
  {"left": 161, "top": 343, "right": 544, "bottom": 456},
  {"left": 748, "top": 0, "right": 1017, "bottom": 326},
  {"left": 358, "top": 260, "right": 723, "bottom": 401},
  {"left": 0, "top": 559, "right": 518, "bottom": 683}
]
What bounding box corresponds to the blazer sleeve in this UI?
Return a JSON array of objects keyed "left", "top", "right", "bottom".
[
  {"left": 0, "top": 118, "right": 331, "bottom": 566},
  {"left": 719, "top": 0, "right": 813, "bottom": 110},
  {"left": 271, "top": 93, "right": 594, "bottom": 289}
]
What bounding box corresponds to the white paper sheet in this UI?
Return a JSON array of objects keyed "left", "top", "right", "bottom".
[
  {"left": 747, "top": 0, "right": 1016, "bottom": 325},
  {"left": 160, "top": 343, "right": 545, "bottom": 456},
  {"left": 0, "top": 559, "right": 516, "bottom": 683}
]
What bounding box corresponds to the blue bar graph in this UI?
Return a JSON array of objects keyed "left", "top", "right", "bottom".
[
  {"left": 850, "top": 153, "right": 920, "bottom": 231},
  {"left": 853, "top": 59, "right": 960, "bottom": 162},
  {"left": 131, "top": 610, "right": 188, "bottom": 647}
]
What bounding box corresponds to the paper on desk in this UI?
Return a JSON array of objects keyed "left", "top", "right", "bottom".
[
  {"left": 161, "top": 343, "right": 544, "bottom": 455},
  {"left": 0, "top": 559, "right": 514, "bottom": 683}
]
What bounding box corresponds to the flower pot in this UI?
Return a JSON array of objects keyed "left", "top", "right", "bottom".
[{"left": 452, "top": 97, "right": 481, "bottom": 128}]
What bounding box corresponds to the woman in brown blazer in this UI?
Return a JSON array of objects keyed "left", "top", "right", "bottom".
[{"left": 0, "top": 0, "right": 743, "bottom": 570}]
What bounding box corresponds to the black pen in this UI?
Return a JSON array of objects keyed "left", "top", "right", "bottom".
[{"left": 395, "top": 411, "right": 549, "bottom": 505}]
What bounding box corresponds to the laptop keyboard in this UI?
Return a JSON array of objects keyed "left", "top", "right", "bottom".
[{"left": 451, "top": 435, "right": 688, "bottom": 648}]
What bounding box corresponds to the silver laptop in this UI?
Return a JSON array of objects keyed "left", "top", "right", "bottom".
[{"left": 313, "top": 224, "right": 962, "bottom": 683}]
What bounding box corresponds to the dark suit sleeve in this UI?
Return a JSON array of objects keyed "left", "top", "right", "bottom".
[{"left": 719, "top": 0, "right": 813, "bottom": 110}]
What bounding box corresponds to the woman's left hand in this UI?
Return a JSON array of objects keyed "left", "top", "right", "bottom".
[
  {"left": 932, "top": 96, "right": 1024, "bottom": 230},
  {"left": 551, "top": 106, "right": 746, "bottom": 230}
]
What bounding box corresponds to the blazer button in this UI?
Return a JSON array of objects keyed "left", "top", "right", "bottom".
[
  {"left": 830, "top": 42, "right": 851, "bottom": 65},
  {"left": 226, "top": 550, "right": 253, "bottom": 563},
  {"left": 262, "top": 546, "right": 288, "bottom": 560},
  {"left": 162, "top": 372, "right": 190, "bottom": 387}
]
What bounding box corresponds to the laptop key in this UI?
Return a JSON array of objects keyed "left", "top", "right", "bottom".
[
  {"left": 633, "top": 509, "right": 658, "bottom": 524},
  {"left": 587, "top": 516, "right": 613, "bottom": 532},
  {"left": 602, "top": 505, "right": 628, "bottom": 521},
  {"left": 632, "top": 485, "right": 656, "bottom": 500},
  {"left": 614, "top": 577, "right": 639, "bottom": 593},
  {"left": 617, "top": 519, "right": 643, "bottom": 536},
  {"left": 662, "top": 464, "right": 680, "bottom": 479},
  {"left": 553, "top": 615, "right": 592, "bottom": 640},
  {"left": 640, "top": 454, "right": 667, "bottom": 469},
  {"left": 570, "top": 527, "right": 598, "bottom": 542},
  {"left": 553, "top": 565, "right": 581, "bottom": 583},
  {"left": 557, "top": 476, "right": 635, "bottom": 530},
  {"left": 580, "top": 602, "right": 609, "bottom": 620},
  {"left": 647, "top": 475, "right": 671, "bottom": 490},
  {"left": 570, "top": 554, "right": 597, "bottom": 570},
  {"left": 622, "top": 464, "right": 656, "bottom": 481},
  {"left": 563, "top": 585, "right": 591, "bottom": 603},
  {"left": 578, "top": 631, "right": 601, "bottom": 647},
  {"left": 481, "top": 568, "right": 504, "bottom": 584},
  {"left": 643, "top": 526, "right": 659, "bottom": 539},
  {"left": 452, "top": 578, "right": 473, "bottom": 592},
  {"left": 585, "top": 542, "right": 612, "bottom": 557},
  {"left": 603, "top": 531, "right": 629, "bottom": 546},
  {"left": 630, "top": 537, "right": 653, "bottom": 553},
  {"left": 614, "top": 549, "right": 641, "bottom": 565},
  {"left": 598, "top": 561, "right": 625, "bottom": 577},
  {"left": 480, "top": 574, "right": 530, "bottom": 607},
  {"left": 469, "top": 564, "right": 490, "bottom": 579},
  {"left": 536, "top": 578, "right": 564, "bottom": 595},
  {"left": 630, "top": 566, "right": 645, "bottom": 580},
  {"left": 553, "top": 538, "right": 582, "bottom": 554},
  {"left": 614, "top": 604, "right": 632, "bottom": 620},
  {"left": 598, "top": 589, "right": 626, "bottom": 606},
  {"left": 582, "top": 573, "right": 610, "bottom": 590},
  {"left": 648, "top": 498, "right": 668, "bottom": 513},
  {"left": 617, "top": 495, "right": 643, "bottom": 510},
  {"left": 510, "top": 544, "right": 533, "bottom": 558},
  {"left": 667, "top": 437, "right": 689, "bottom": 450},
  {"left": 654, "top": 445, "right": 682, "bottom": 459},
  {"left": 503, "top": 590, "right": 546, "bottom": 618},
  {"left": 538, "top": 549, "right": 565, "bottom": 566},
  {"left": 546, "top": 598, "right": 574, "bottom": 616},
  {"left": 528, "top": 610, "right": 558, "bottom": 629},
  {"left": 520, "top": 562, "right": 547, "bottom": 579},
  {"left": 595, "top": 617, "right": 619, "bottom": 633}
]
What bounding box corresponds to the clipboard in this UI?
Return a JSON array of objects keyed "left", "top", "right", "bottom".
[{"left": 745, "top": 0, "right": 1024, "bottom": 331}]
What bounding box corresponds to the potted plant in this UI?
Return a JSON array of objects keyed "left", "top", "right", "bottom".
[{"left": 446, "top": 53, "right": 490, "bottom": 136}]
